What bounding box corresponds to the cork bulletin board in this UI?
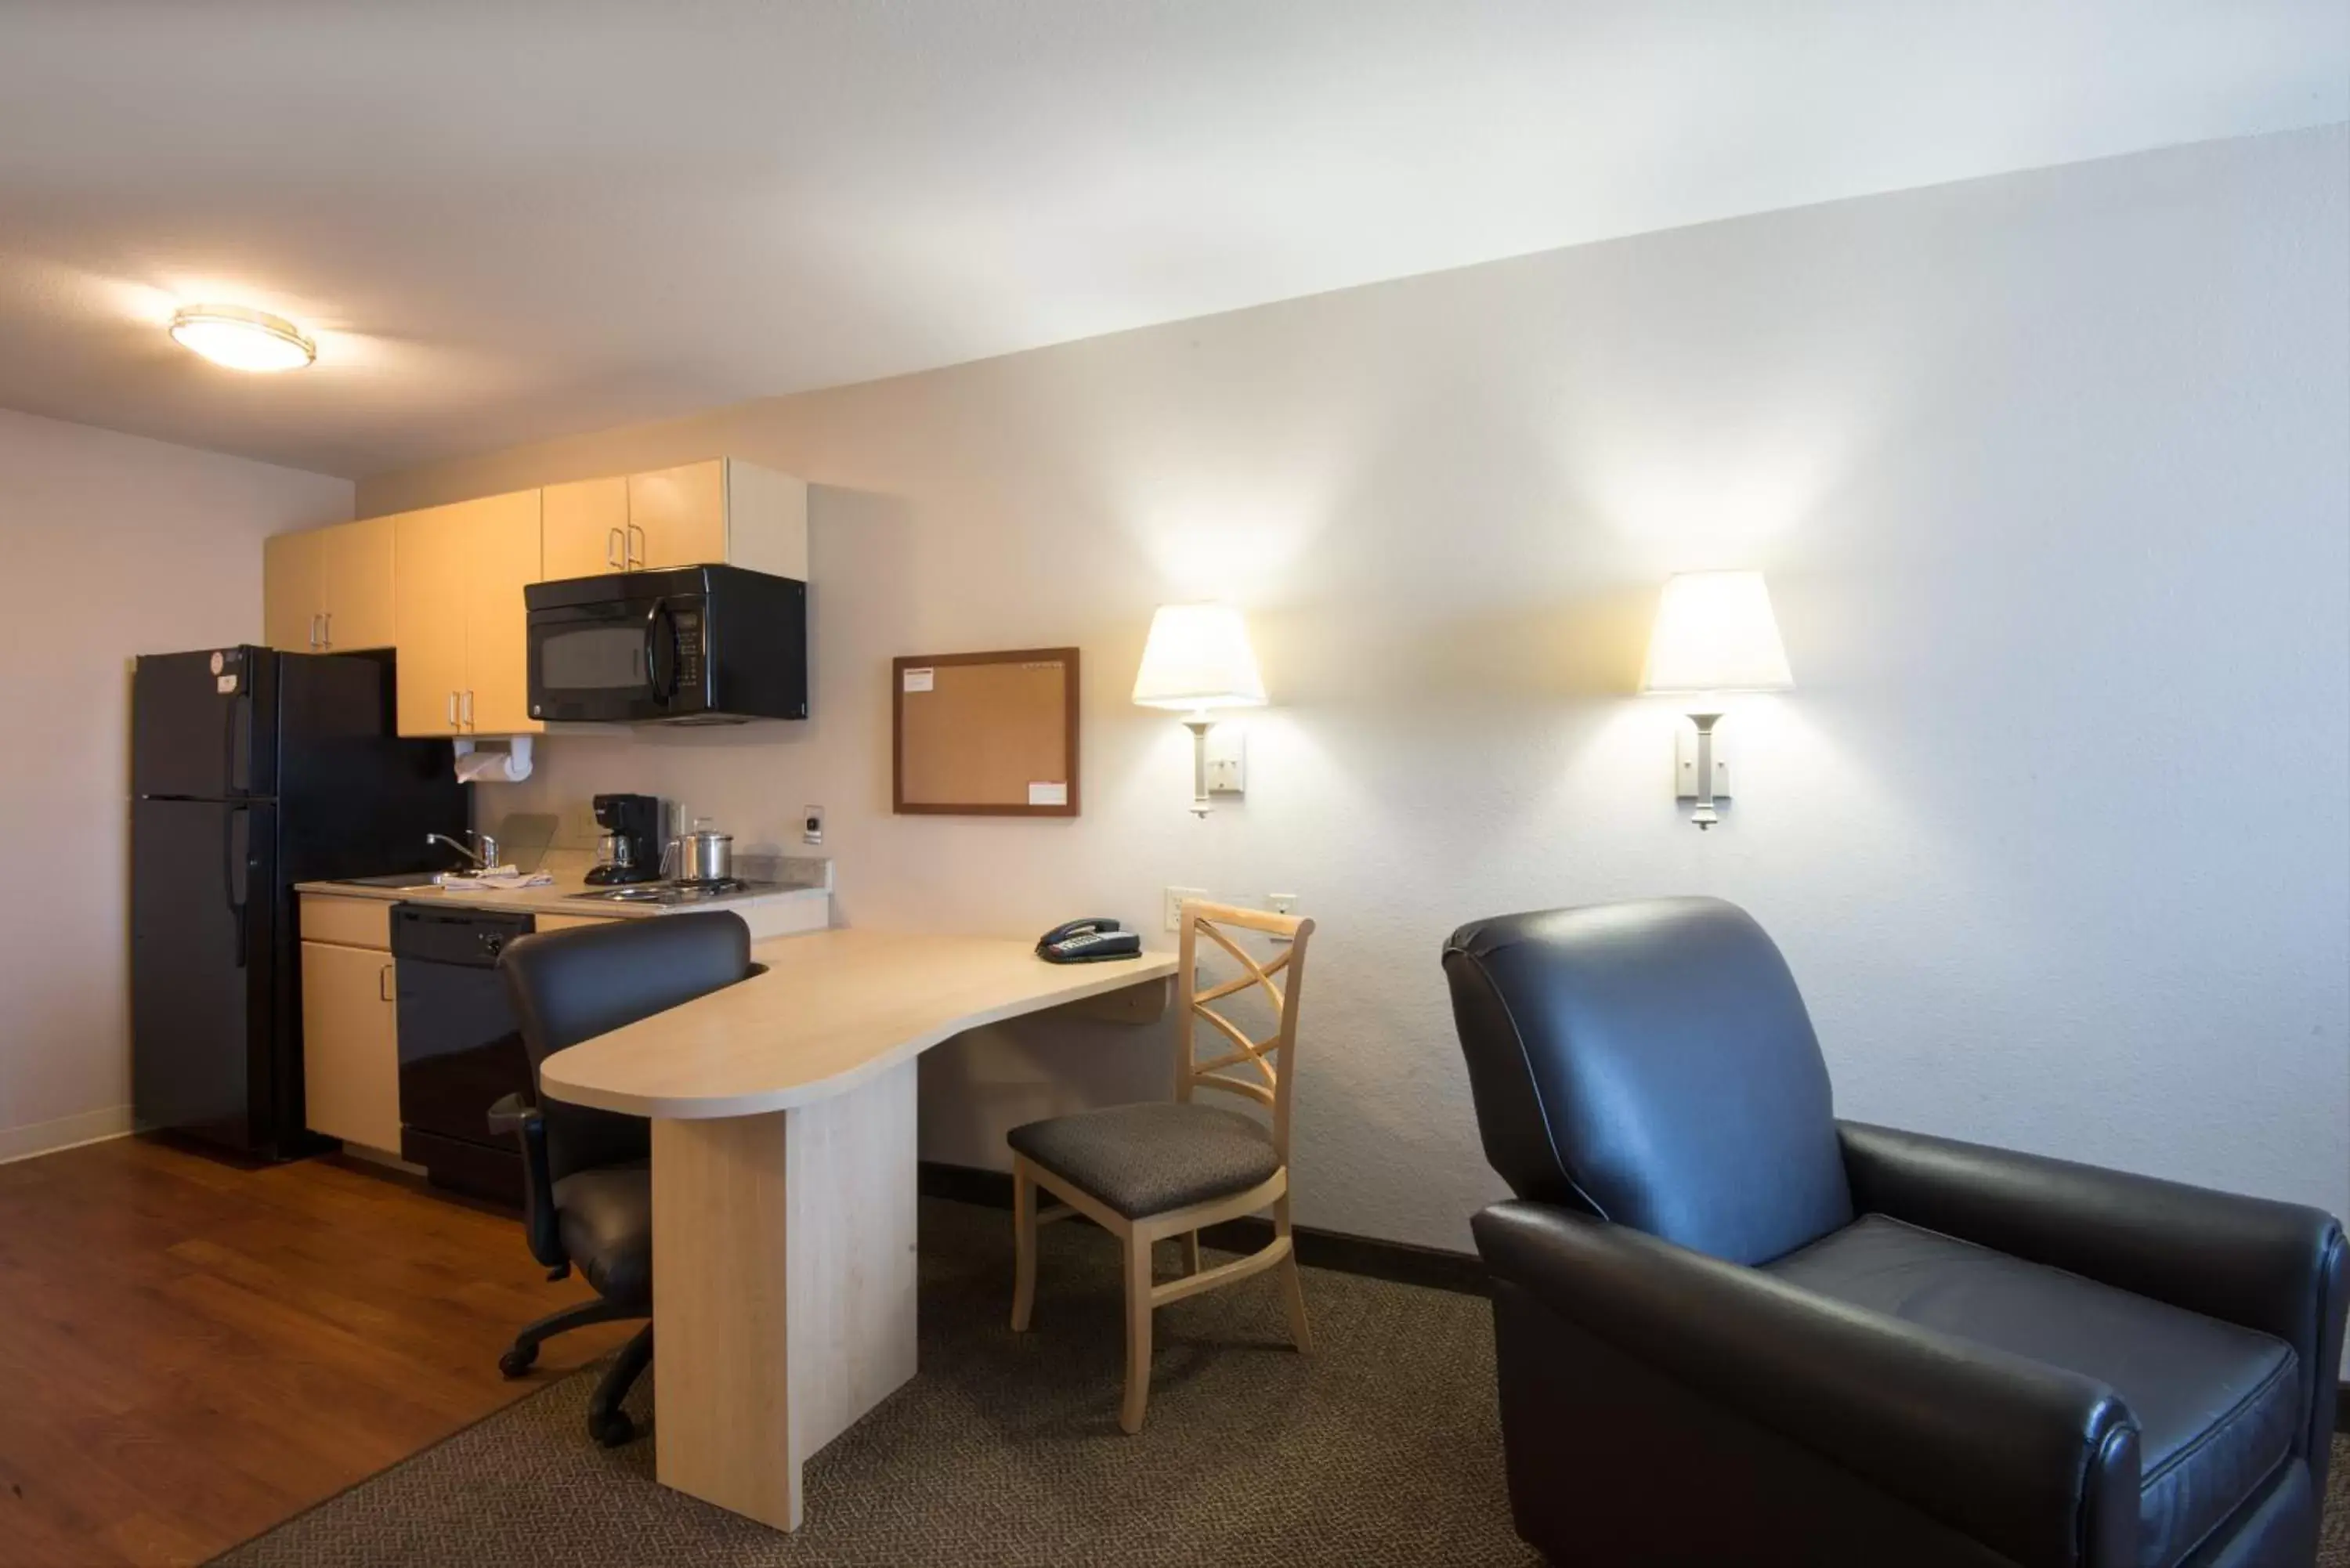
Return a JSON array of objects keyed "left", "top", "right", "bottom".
[{"left": 892, "top": 648, "right": 1080, "bottom": 816}]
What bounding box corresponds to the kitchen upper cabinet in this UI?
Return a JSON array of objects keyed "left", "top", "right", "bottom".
[
  {"left": 263, "top": 529, "right": 323, "bottom": 651},
  {"left": 264, "top": 515, "right": 396, "bottom": 652},
  {"left": 465, "top": 491, "right": 544, "bottom": 735},
  {"left": 319, "top": 515, "right": 397, "bottom": 649},
  {"left": 300, "top": 936, "right": 400, "bottom": 1153},
  {"left": 394, "top": 490, "right": 543, "bottom": 736},
  {"left": 627, "top": 459, "right": 808, "bottom": 579},
  {"left": 540, "top": 475, "right": 629, "bottom": 581},
  {"left": 393, "top": 502, "right": 471, "bottom": 735}
]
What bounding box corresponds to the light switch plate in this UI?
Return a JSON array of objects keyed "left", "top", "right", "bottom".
[
  {"left": 801, "top": 804, "right": 824, "bottom": 846},
  {"left": 1674, "top": 726, "right": 1732, "bottom": 801}
]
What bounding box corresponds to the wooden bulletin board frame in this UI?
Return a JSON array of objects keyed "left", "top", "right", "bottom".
[{"left": 891, "top": 648, "right": 1081, "bottom": 817}]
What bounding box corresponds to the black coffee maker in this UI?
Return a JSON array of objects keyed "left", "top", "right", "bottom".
[{"left": 587, "top": 793, "right": 663, "bottom": 885}]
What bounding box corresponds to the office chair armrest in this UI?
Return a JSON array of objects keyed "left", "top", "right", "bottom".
[
  {"left": 1474, "top": 1202, "right": 2140, "bottom": 1568},
  {"left": 486, "top": 1093, "right": 566, "bottom": 1274},
  {"left": 1838, "top": 1119, "right": 2347, "bottom": 1453}
]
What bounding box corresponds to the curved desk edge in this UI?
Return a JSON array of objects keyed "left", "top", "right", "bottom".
[{"left": 537, "top": 928, "right": 1180, "bottom": 1121}]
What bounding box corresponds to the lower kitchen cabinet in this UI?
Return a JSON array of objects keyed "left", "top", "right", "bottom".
[{"left": 301, "top": 939, "right": 402, "bottom": 1153}]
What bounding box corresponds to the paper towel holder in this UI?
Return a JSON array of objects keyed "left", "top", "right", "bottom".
[{"left": 453, "top": 735, "right": 534, "bottom": 783}]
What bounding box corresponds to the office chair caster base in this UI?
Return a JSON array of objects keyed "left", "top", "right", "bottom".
[
  {"left": 588, "top": 1410, "right": 635, "bottom": 1447},
  {"left": 497, "top": 1345, "right": 538, "bottom": 1379}
]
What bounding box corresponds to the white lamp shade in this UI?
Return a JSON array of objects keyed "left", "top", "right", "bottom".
[
  {"left": 1640, "top": 570, "right": 1795, "bottom": 694},
  {"left": 1131, "top": 602, "right": 1267, "bottom": 710}
]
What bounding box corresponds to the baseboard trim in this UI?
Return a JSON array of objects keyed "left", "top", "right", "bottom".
[
  {"left": 0, "top": 1105, "right": 132, "bottom": 1166},
  {"left": 916, "top": 1159, "right": 1488, "bottom": 1297}
]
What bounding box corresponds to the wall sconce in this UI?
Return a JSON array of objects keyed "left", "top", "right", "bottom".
[
  {"left": 1640, "top": 570, "right": 1794, "bottom": 829},
  {"left": 1132, "top": 602, "right": 1266, "bottom": 816}
]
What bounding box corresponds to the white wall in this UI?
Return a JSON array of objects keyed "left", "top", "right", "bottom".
[
  {"left": 362, "top": 125, "right": 2350, "bottom": 1254},
  {"left": 0, "top": 408, "right": 351, "bottom": 1158}
]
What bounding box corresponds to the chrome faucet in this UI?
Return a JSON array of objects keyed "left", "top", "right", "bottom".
[{"left": 426, "top": 829, "right": 501, "bottom": 871}]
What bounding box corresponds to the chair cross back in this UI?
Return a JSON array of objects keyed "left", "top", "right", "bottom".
[{"left": 1177, "top": 901, "right": 1311, "bottom": 1156}]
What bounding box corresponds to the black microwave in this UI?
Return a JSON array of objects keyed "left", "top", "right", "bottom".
[{"left": 524, "top": 565, "right": 808, "bottom": 724}]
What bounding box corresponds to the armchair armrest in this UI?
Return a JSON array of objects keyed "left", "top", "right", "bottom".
[
  {"left": 1475, "top": 1201, "right": 2139, "bottom": 1568},
  {"left": 486, "top": 1093, "right": 566, "bottom": 1276},
  {"left": 1838, "top": 1120, "right": 2346, "bottom": 1477}
]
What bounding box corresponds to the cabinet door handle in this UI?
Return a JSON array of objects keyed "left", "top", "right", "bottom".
[
  {"left": 461, "top": 688, "right": 474, "bottom": 729},
  {"left": 627, "top": 522, "right": 646, "bottom": 569},
  {"left": 308, "top": 612, "right": 321, "bottom": 649},
  {"left": 607, "top": 526, "right": 624, "bottom": 570},
  {"left": 379, "top": 963, "right": 394, "bottom": 1003},
  {"left": 446, "top": 690, "right": 457, "bottom": 728},
  {"left": 320, "top": 610, "right": 332, "bottom": 649}
]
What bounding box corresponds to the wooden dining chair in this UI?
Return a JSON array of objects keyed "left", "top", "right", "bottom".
[{"left": 1007, "top": 899, "right": 1317, "bottom": 1433}]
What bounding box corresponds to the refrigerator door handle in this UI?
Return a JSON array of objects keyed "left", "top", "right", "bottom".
[
  {"left": 221, "top": 688, "right": 239, "bottom": 797},
  {"left": 223, "top": 805, "right": 251, "bottom": 967}
]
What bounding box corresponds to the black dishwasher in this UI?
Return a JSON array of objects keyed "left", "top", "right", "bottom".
[{"left": 393, "top": 903, "right": 536, "bottom": 1205}]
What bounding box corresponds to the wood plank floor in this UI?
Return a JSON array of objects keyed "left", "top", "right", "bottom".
[{"left": 0, "top": 1136, "right": 637, "bottom": 1567}]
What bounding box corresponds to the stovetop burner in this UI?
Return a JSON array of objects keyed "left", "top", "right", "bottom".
[{"left": 572, "top": 877, "right": 778, "bottom": 906}]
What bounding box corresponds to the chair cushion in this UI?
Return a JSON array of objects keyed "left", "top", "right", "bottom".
[
  {"left": 553, "top": 1163, "right": 652, "bottom": 1312},
  {"left": 1766, "top": 1215, "right": 2299, "bottom": 1568},
  {"left": 1007, "top": 1101, "right": 1281, "bottom": 1219}
]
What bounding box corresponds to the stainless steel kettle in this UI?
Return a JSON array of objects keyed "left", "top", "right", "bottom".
[{"left": 668, "top": 818, "right": 733, "bottom": 883}]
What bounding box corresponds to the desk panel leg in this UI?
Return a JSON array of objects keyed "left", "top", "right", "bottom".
[{"left": 650, "top": 1060, "right": 919, "bottom": 1532}]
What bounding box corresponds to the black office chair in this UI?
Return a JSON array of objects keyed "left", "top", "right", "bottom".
[
  {"left": 1443, "top": 897, "right": 2347, "bottom": 1568},
  {"left": 488, "top": 911, "right": 754, "bottom": 1447}
]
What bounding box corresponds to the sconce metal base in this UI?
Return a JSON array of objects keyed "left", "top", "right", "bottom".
[
  {"left": 1687, "top": 711, "right": 1723, "bottom": 830},
  {"left": 1183, "top": 717, "right": 1214, "bottom": 817}
]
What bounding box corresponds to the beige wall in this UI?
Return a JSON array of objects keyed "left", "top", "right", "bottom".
[
  {"left": 0, "top": 406, "right": 350, "bottom": 1158},
  {"left": 363, "top": 127, "right": 2350, "bottom": 1253}
]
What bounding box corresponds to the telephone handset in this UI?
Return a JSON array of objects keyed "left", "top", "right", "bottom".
[{"left": 1036, "top": 917, "right": 1143, "bottom": 963}]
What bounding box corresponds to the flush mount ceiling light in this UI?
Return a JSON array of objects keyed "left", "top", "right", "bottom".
[{"left": 168, "top": 304, "right": 316, "bottom": 372}]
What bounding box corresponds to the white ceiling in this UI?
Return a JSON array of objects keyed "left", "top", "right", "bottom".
[{"left": 2, "top": 1, "right": 2344, "bottom": 479}]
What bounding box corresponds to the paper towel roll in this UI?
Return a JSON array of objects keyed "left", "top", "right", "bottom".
[{"left": 453, "top": 735, "right": 533, "bottom": 783}]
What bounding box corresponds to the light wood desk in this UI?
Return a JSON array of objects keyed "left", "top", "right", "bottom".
[{"left": 538, "top": 927, "right": 1178, "bottom": 1532}]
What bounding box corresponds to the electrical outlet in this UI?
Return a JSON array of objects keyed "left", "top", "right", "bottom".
[
  {"left": 801, "top": 804, "right": 825, "bottom": 846},
  {"left": 1164, "top": 886, "right": 1209, "bottom": 932}
]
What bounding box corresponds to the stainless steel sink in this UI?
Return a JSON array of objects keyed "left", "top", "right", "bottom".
[{"left": 329, "top": 873, "right": 449, "bottom": 891}]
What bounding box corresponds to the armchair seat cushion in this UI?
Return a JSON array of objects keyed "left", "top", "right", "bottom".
[
  {"left": 1008, "top": 1101, "right": 1280, "bottom": 1219},
  {"left": 553, "top": 1162, "right": 652, "bottom": 1313},
  {"left": 1766, "top": 1214, "right": 2300, "bottom": 1568}
]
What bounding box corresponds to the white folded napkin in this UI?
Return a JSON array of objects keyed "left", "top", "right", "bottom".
[{"left": 434, "top": 866, "right": 555, "bottom": 891}]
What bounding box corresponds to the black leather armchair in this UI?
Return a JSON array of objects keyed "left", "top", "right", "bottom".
[
  {"left": 490, "top": 911, "right": 754, "bottom": 1446},
  {"left": 1444, "top": 898, "right": 2345, "bottom": 1568}
]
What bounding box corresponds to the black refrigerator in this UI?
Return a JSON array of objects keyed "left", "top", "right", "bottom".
[{"left": 131, "top": 645, "right": 468, "bottom": 1159}]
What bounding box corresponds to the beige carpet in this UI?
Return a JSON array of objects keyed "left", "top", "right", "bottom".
[{"left": 207, "top": 1197, "right": 2350, "bottom": 1566}]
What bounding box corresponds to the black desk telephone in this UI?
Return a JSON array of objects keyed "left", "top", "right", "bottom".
[{"left": 1036, "top": 918, "right": 1143, "bottom": 963}]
